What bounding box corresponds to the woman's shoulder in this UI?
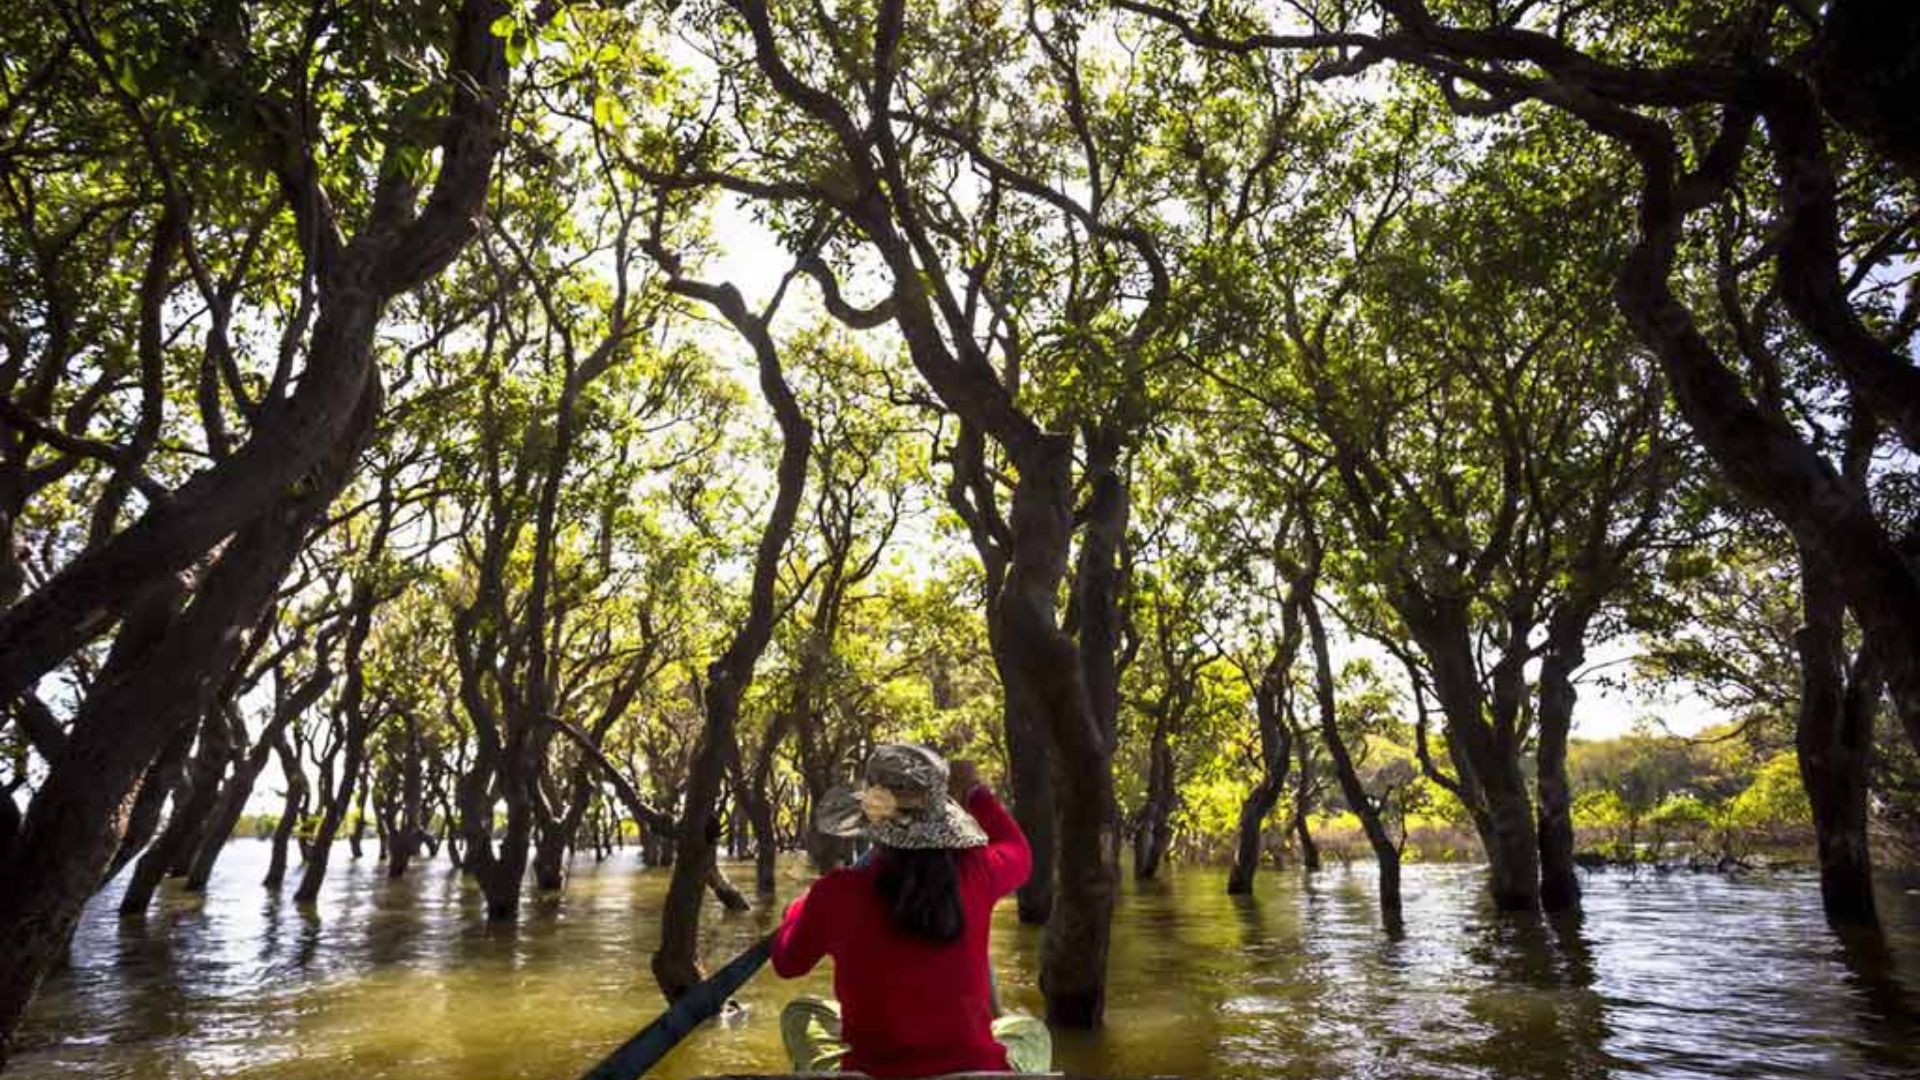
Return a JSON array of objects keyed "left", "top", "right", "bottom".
[{"left": 812, "top": 862, "right": 876, "bottom": 896}]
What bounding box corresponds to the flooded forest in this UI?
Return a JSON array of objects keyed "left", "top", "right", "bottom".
[{"left": 2, "top": 1, "right": 1919, "bottom": 1077}]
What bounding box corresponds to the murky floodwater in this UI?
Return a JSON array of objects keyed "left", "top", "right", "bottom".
[{"left": 13, "top": 841, "right": 1920, "bottom": 1079}]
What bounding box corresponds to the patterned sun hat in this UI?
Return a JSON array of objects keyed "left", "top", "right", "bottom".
[{"left": 813, "top": 743, "right": 988, "bottom": 850}]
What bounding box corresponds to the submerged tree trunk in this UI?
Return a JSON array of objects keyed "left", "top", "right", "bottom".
[
  {"left": 1230, "top": 548, "right": 1311, "bottom": 895},
  {"left": 1000, "top": 693, "right": 1057, "bottom": 922},
  {"left": 1419, "top": 608, "right": 1541, "bottom": 912},
  {"left": 104, "top": 723, "right": 195, "bottom": 884},
  {"left": 121, "top": 710, "right": 233, "bottom": 915},
  {"left": 192, "top": 663, "right": 325, "bottom": 892},
  {"left": 348, "top": 777, "right": 370, "bottom": 859},
  {"left": 532, "top": 824, "right": 570, "bottom": 892},
  {"left": 1303, "top": 591, "right": 1403, "bottom": 937},
  {"left": 1291, "top": 728, "right": 1320, "bottom": 873},
  {"left": 1796, "top": 546, "right": 1880, "bottom": 926},
  {"left": 744, "top": 713, "right": 792, "bottom": 896},
  {"left": 1017, "top": 430, "right": 1119, "bottom": 1029},
  {"left": 0, "top": 388, "right": 371, "bottom": 1060},
  {"left": 656, "top": 707, "right": 749, "bottom": 997},
  {"left": 1227, "top": 659, "right": 1291, "bottom": 893},
  {"left": 380, "top": 714, "right": 426, "bottom": 879},
  {"left": 953, "top": 420, "right": 1057, "bottom": 925},
  {"left": 1536, "top": 608, "right": 1590, "bottom": 915},
  {"left": 1134, "top": 716, "right": 1175, "bottom": 881},
  {"left": 650, "top": 270, "right": 811, "bottom": 1000},
  {"left": 264, "top": 733, "right": 308, "bottom": 889}
]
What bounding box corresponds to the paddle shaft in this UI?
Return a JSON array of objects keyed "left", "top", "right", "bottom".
[{"left": 575, "top": 935, "right": 776, "bottom": 1080}]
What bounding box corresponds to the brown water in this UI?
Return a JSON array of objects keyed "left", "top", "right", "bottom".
[{"left": 12, "top": 842, "right": 1920, "bottom": 1079}]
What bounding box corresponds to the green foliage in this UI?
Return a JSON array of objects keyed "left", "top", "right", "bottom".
[
  {"left": 10, "top": 0, "right": 1911, "bottom": 904},
  {"left": 1725, "top": 752, "right": 1814, "bottom": 833}
]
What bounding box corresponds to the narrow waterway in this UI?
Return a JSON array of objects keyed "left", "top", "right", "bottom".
[{"left": 12, "top": 842, "right": 1920, "bottom": 1079}]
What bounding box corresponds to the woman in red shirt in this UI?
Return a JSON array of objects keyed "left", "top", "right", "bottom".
[{"left": 771, "top": 743, "right": 1051, "bottom": 1076}]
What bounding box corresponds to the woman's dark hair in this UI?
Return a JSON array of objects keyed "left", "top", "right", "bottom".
[{"left": 875, "top": 846, "right": 965, "bottom": 943}]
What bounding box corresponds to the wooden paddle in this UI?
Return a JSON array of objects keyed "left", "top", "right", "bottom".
[{"left": 575, "top": 935, "right": 776, "bottom": 1080}]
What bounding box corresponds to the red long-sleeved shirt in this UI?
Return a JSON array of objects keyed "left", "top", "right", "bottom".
[{"left": 771, "top": 787, "right": 1032, "bottom": 1078}]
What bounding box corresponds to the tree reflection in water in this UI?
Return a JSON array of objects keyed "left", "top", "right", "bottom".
[{"left": 11, "top": 846, "right": 1920, "bottom": 1080}]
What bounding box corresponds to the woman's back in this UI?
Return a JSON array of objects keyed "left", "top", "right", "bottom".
[{"left": 771, "top": 786, "right": 1031, "bottom": 1077}]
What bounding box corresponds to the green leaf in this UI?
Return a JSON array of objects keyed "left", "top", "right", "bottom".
[{"left": 592, "top": 92, "right": 627, "bottom": 133}]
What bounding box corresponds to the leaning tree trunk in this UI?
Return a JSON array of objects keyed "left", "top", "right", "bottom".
[
  {"left": 1229, "top": 577, "right": 1305, "bottom": 895},
  {"left": 0, "top": 391, "right": 370, "bottom": 1063},
  {"left": 185, "top": 692, "right": 307, "bottom": 892},
  {"left": 264, "top": 732, "right": 308, "bottom": 889},
  {"left": 294, "top": 705, "right": 372, "bottom": 904},
  {"left": 120, "top": 709, "right": 233, "bottom": 915},
  {"left": 1585, "top": 75, "right": 1920, "bottom": 761},
  {"left": 0, "top": 29, "right": 509, "bottom": 1060},
  {"left": 185, "top": 705, "right": 288, "bottom": 893},
  {"left": 1303, "top": 592, "right": 1403, "bottom": 937},
  {"left": 294, "top": 479, "right": 395, "bottom": 904},
  {"left": 104, "top": 723, "right": 194, "bottom": 883},
  {"left": 649, "top": 272, "right": 811, "bottom": 1000},
  {"left": 655, "top": 684, "right": 757, "bottom": 996}
]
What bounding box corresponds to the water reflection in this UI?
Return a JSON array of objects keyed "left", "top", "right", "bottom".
[{"left": 12, "top": 844, "right": 1920, "bottom": 1079}]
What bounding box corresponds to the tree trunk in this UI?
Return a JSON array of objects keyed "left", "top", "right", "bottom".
[
  {"left": 264, "top": 733, "right": 308, "bottom": 889},
  {"left": 1796, "top": 546, "right": 1880, "bottom": 926},
  {"left": 1535, "top": 609, "right": 1590, "bottom": 914},
  {"left": 748, "top": 778, "right": 779, "bottom": 896},
  {"left": 389, "top": 720, "right": 424, "bottom": 878},
  {"left": 185, "top": 674, "right": 319, "bottom": 893},
  {"left": 999, "top": 691, "right": 1057, "bottom": 923},
  {"left": 1227, "top": 737, "right": 1288, "bottom": 895},
  {"left": 348, "top": 777, "right": 370, "bottom": 859},
  {"left": 476, "top": 728, "right": 541, "bottom": 919},
  {"left": 295, "top": 734, "right": 368, "bottom": 904},
  {"left": 1291, "top": 730, "right": 1320, "bottom": 873},
  {"left": 952, "top": 419, "right": 1057, "bottom": 925},
  {"left": 184, "top": 677, "right": 328, "bottom": 894},
  {"left": 1133, "top": 718, "right": 1175, "bottom": 881},
  {"left": 654, "top": 714, "right": 738, "bottom": 997},
  {"left": 0, "top": 398, "right": 365, "bottom": 1062},
  {"left": 103, "top": 722, "right": 194, "bottom": 883},
  {"left": 1007, "top": 432, "right": 1117, "bottom": 1029},
  {"left": 295, "top": 478, "right": 397, "bottom": 904},
  {"left": 649, "top": 272, "right": 810, "bottom": 1000},
  {"left": 532, "top": 826, "right": 569, "bottom": 892},
  {"left": 1420, "top": 611, "right": 1541, "bottom": 911},
  {"left": 1595, "top": 94, "right": 1920, "bottom": 764},
  {"left": 1303, "top": 593, "right": 1403, "bottom": 937},
  {"left": 186, "top": 771, "right": 259, "bottom": 893},
  {"left": 120, "top": 710, "right": 232, "bottom": 915},
  {"left": 1229, "top": 578, "right": 1305, "bottom": 895},
  {"left": 374, "top": 731, "right": 421, "bottom": 880},
  {"left": 745, "top": 710, "right": 793, "bottom": 896}
]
